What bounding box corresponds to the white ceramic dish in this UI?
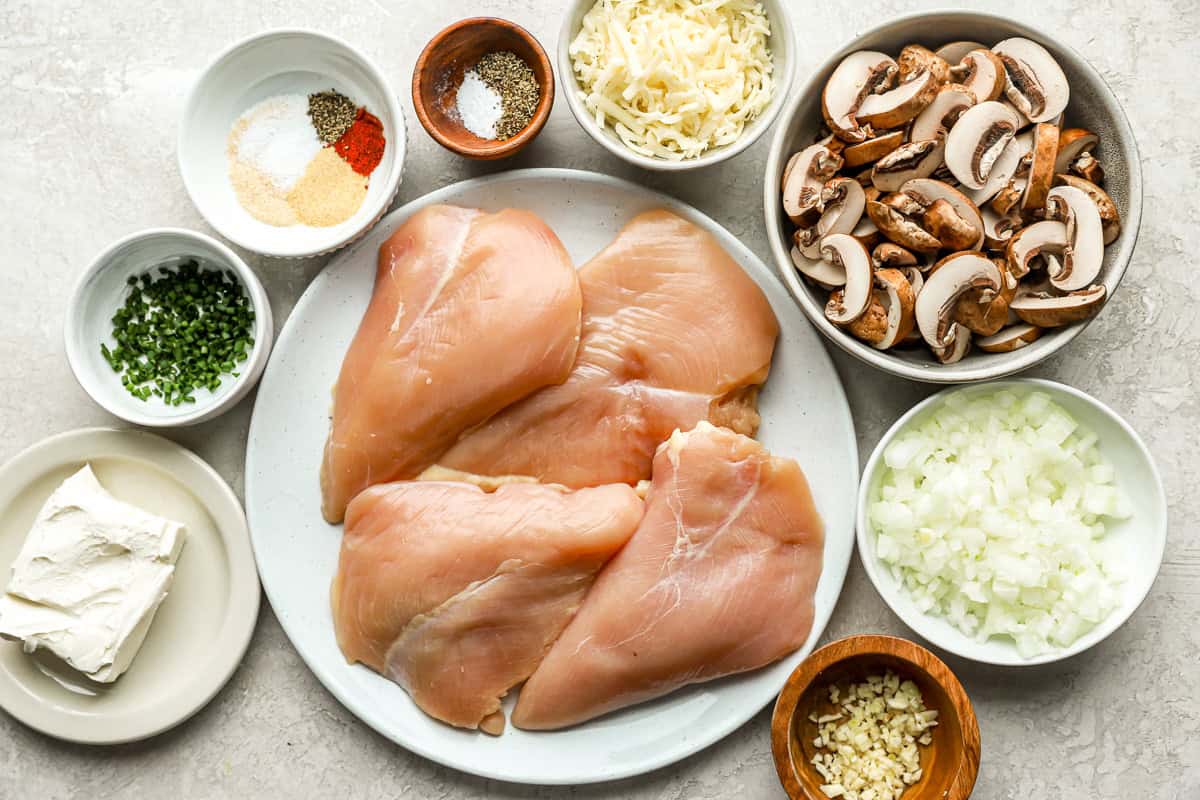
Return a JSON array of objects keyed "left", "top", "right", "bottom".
[
  {"left": 763, "top": 11, "right": 1143, "bottom": 383},
  {"left": 244, "top": 168, "right": 858, "bottom": 784},
  {"left": 857, "top": 379, "right": 1167, "bottom": 666},
  {"left": 0, "top": 428, "right": 260, "bottom": 744},
  {"left": 557, "top": 0, "right": 795, "bottom": 171},
  {"left": 179, "top": 28, "right": 406, "bottom": 258},
  {"left": 64, "top": 228, "right": 273, "bottom": 428}
]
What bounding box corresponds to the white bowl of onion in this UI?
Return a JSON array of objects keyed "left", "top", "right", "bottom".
[{"left": 857, "top": 379, "right": 1166, "bottom": 666}]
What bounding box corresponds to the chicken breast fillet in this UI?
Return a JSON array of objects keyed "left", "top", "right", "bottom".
[
  {"left": 319, "top": 205, "right": 582, "bottom": 522},
  {"left": 332, "top": 480, "right": 644, "bottom": 733},
  {"left": 437, "top": 209, "right": 779, "bottom": 488},
  {"left": 512, "top": 422, "right": 824, "bottom": 730}
]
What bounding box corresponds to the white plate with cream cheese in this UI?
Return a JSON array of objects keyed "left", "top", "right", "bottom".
[
  {"left": 0, "top": 428, "right": 259, "bottom": 744},
  {"left": 243, "top": 169, "right": 859, "bottom": 784}
]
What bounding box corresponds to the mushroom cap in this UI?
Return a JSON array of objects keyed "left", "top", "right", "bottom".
[
  {"left": 1046, "top": 184, "right": 1105, "bottom": 292},
  {"left": 842, "top": 290, "right": 890, "bottom": 346},
  {"left": 1054, "top": 128, "right": 1099, "bottom": 175},
  {"left": 871, "top": 139, "right": 944, "bottom": 192},
  {"left": 935, "top": 41, "right": 987, "bottom": 65},
  {"left": 872, "top": 267, "right": 918, "bottom": 349},
  {"left": 898, "top": 44, "right": 950, "bottom": 83},
  {"left": 1010, "top": 284, "right": 1106, "bottom": 327},
  {"left": 915, "top": 251, "right": 1003, "bottom": 347},
  {"left": 822, "top": 51, "right": 898, "bottom": 142},
  {"left": 1020, "top": 122, "right": 1059, "bottom": 215},
  {"left": 902, "top": 178, "right": 985, "bottom": 250},
  {"left": 981, "top": 206, "right": 1020, "bottom": 249},
  {"left": 993, "top": 37, "right": 1070, "bottom": 123},
  {"left": 857, "top": 69, "right": 941, "bottom": 131},
  {"left": 976, "top": 323, "right": 1043, "bottom": 352},
  {"left": 923, "top": 198, "right": 980, "bottom": 251},
  {"left": 953, "top": 49, "right": 1007, "bottom": 103},
  {"left": 842, "top": 130, "right": 906, "bottom": 168},
  {"left": 944, "top": 101, "right": 1020, "bottom": 189},
  {"left": 872, "top": 242, "right": 918, "bottom": 269},
  {"left": 1006, "top": 219, "right": 1068, "bottom": 278},
  {"left": 953, "top": 258, "right": 1016, "bottom": 337},
  {"left": 782, "top": 143, "right": 843, "bottom": 225},
  {"left": 822, "top": 234, "right": 874, "bottom": 324},
  {"left": 1054, "top": 173, "right": 1121, "bottom": 245},
  {"left": 866, "top": 198, "right": 942, "bottom": 254},
  {"left": 909, "top": 84, "right": 976, "bottom": 142},
  {"left": 932, "top": 323, "right": 973, "bottom": 363}
]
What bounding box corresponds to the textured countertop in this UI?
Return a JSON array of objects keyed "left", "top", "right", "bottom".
[{"left": 2, "top": 1, "right": 1197, "bottom": 797}]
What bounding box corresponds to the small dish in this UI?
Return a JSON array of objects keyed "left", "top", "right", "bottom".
[
  {"left": 772, "top": 634, "right": 980, "bottom": 800},
  {"left": 65, "top": 227, "right": 273, "bottom": 428},
  {"left": 762, "top": 11, "right": 1142, "bottom": 383},
  {"left": 857, "top": 378, "right": 1167, "bottom": 666},
  {"left": 412, "top": 18, "right": 554, "bottom": 160},
  {"left": 0, "top": 428, "right": 260, "bottom": 744},
  {"left": 558, "top": 0, "right": 795, "bottom": 171},
  {"left": 179, "top": 28, "right": 406, "bottom": 258}
]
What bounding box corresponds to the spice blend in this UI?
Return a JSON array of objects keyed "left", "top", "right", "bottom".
[
  {"left": 453, "top": 50, "right": 540, "bottom": 141},
  {"left": 101, "top": 260, "right": 255, "bottom": 405},
  {"left": 227, "top": 88, "right": 386, "bottom": 227}
]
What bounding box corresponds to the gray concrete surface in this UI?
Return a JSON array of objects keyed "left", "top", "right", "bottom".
[{"left": 1, "top": 0, "right": 1197, "bottom": 797}]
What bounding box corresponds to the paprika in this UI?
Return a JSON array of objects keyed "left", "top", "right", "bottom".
[{"left": 334, "top": 109, "right": 386, "bottom": 176}]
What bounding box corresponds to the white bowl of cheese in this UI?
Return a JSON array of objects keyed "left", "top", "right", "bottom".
[{"left": 558, "top": 0, "right": 795, "bottom": 171}]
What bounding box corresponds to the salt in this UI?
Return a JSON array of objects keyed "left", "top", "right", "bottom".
[
  {"left": 234, "top": 94, "right": 324, "bottom": 191},
  {"left": 455, "top": 70, "right": 502, "bottom": 140}
]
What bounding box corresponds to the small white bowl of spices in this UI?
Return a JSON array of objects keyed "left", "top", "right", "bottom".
[
  {"left": 179, "top": 29, "right": 406, "bottom": 258},
  {"left": 65, "top": 228, "right": 273, "bottom": 427}
]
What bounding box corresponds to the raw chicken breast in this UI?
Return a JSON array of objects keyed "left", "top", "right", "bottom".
[
  {"left": 331, "top": 480, "right": 644, "bottom": 732},
  {"left": 319, "top": 205, "right": 582, "bottom": 522},
  {"left": 512, "top": 422, "right": 823, "bottom": 730},
  {"left": 438, "top": 209, "right": 779, "bottom": 488}
]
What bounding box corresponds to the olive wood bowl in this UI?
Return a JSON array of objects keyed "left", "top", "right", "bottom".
[
  {"left": 772, "top": 635, "right": 980, "bottom": 800},
  {"left": 412, "top": 17, "right": 554, "bottom": 159}
]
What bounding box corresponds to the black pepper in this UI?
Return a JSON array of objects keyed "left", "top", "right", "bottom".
[
  {"left": 307, "top": 89, "right": 358, "bottom": 144},
  {"left": 475, "top": 51, "right": 540, "bottom": 141}
]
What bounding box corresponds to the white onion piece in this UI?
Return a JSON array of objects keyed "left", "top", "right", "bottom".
[{"left": 869, "top": 389, "right": 1131, "bottom": 657}]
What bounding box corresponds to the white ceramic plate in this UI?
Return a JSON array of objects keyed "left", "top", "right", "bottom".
[
  {"left": 857, "top": 379, "right": 1167, "bottom": 666},
  {"left": 244, "top": 168, "right": 858, "bottom": 784},
  {"left": 0, "top": 428, "right": 260, "bottom": 744}
]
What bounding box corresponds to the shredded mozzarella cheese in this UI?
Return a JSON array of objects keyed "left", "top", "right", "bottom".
[
  {"left": 569, "top": 0, "right": 775, "bottom": 160},
  {"left": 809, "top": 672, "right": 937, "bottom": 800}
]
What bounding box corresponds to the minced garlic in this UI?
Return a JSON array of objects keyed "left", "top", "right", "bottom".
[{"left": 808, "top": 671, "right": 938, "bottom": 800}]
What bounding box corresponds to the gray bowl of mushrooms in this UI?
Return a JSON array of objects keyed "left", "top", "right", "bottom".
[{"left": 763, "top": 11, "right": 1141, "bottom": 383}]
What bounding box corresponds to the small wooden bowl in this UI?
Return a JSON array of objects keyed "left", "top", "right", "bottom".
[
  {"left": 411, "top": 17, "right": 554, "bottom": 159},
  {"left": 772, "top": 635, "right": 980, "bottom": 800}
]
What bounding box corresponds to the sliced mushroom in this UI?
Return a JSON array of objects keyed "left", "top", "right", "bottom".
[
  {"left": 857, "top": 69, "right": 941, "bottom": 130},
  {"left": 791, "top": 244, "right": 847, "bottom": 288},
  {"left": 932, "top": 323, "right": 973, "bottom": 363},
  {"left": 866, "top": 198, "right": 942, "bottom": 254},
  {"left": 872, "top": 242, "right": 918, "bottom": 269},
  {"left": 1045, "top": 184, "right": 1105, "bottom": 291},
  {"left": 902, "top": 265, "right": 925, "bottom": 297},
  {"left": 1020, "top": 122, "right": 1059, "bottom": 214},
  {"left": 981, "top": 206, "right": 1021, "bottom": 249},
  {"left": 1010, "top": 284, "right": 1106, "bottom": 327},
  {"left": 902, "top": 178, "right": 985, "bottom": 249},
  {"left": 822, "top": 51, "right": 898, "bottom": 142},
  {"left": 871, "top": 268, "right": 918, "bottom": 349},
  {"left": 915, "top": 252, "right": 1002, "bottom": 348},
  {"left": 1006, "top": 219, "right": 1067, "bottom": 278},
  {"left": 822, "top": 234, "right": 874, "bottom": 324},
  {"left": 842, "top": 129, "right": 906, "bottom": 168},
  {"left": 796, "top": 177, "right": 867, "bottom": 258},
  {"left": 1054, "top": 173, "right": 1121, "bottom": 244},
  {"left": 1071, "top": 151, "right": 1105, "bottom": 184},
  {"left": 921, "top": 199, "right": 977, "bottom": 251},
  {"left": 870, "top": 139, "right": 944, "bottom": 192},
  {"left": 950, "top": 49, "right": 1007, "bottom": 102},
  {"left": 953, "top": 258, "right": 1016, "bottom": 337},
  {"left": 1054, "top": 128, "right": 1099, "bottom": 175},
  {"left": 909, "top": 84, "right": 976, "bottom": 142},
  {"left": 935, "top": 40, "right": 987, "bottom": 65},
  {"left": 965, "top": 130, "right": 1032, "bottom": 205},
  {"left": 992, "top": 37, "right": 1070, "bottom": 123},
  {"left": 898, "top": 44, "right": 950, "bottom": 84},
  {"left": 841, "top": 290, "right": 890, "bottom": 345},
  {"left": 851, "top": 215, "right": 881, "bottom": 248},
  {"left": 990, "top": 179, "right": 1025, "bottom": 216},
  {"left": 944, "top": 101, "right": 1020, "bottom": 189},
  {"left": 976, "top": 323, "right": 1043, "bottom": 352},
  {"left": 782, "top": 143, "right": 843, "bottom": 226}
]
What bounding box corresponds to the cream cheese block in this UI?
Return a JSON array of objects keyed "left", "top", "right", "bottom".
[{"left": 0, "top": 464, "right": 186, "bottom": 682}]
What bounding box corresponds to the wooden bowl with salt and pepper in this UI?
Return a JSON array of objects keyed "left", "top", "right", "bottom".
[
  {"left": 412, "top": 18, "right": 554, "bottom": 160},
  {"left": 772, "top": 635, "right": 980, "bottom": 800}
]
